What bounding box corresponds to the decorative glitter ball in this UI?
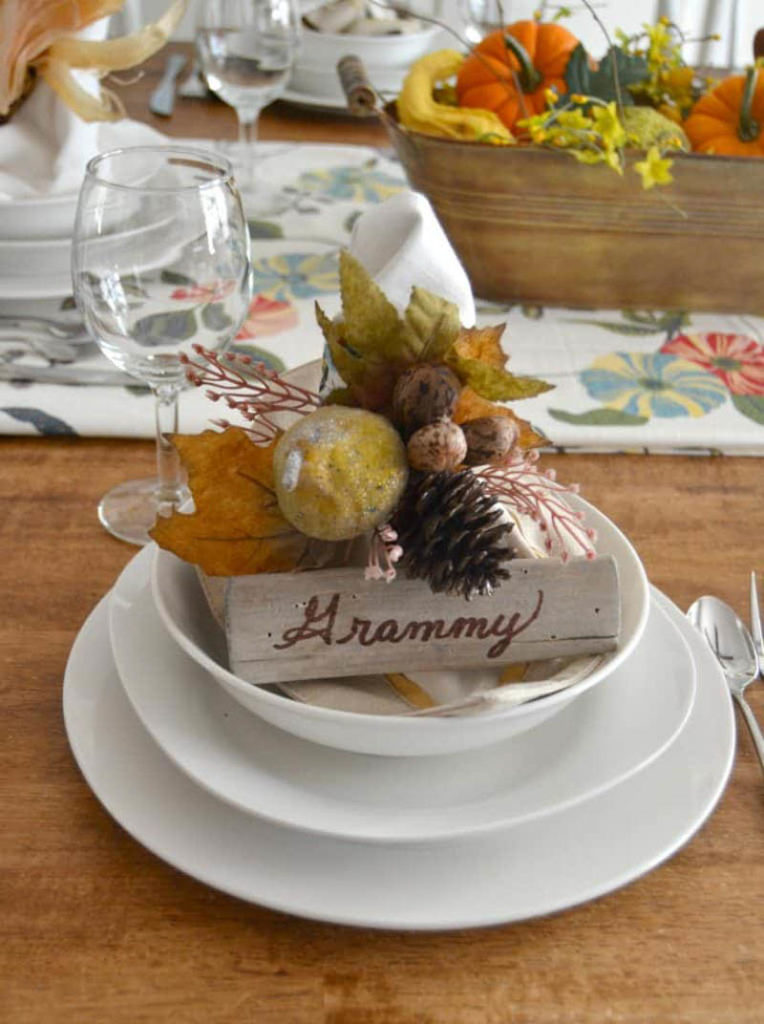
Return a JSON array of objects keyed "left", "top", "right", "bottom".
[{"left": 274, "top": 406, "right": 409, "bottom": 541}]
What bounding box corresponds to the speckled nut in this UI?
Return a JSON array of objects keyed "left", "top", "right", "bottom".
[
  {"left": 392, "top": 363, "right": 462, "bottom": 437},
  {"left": 462, "top": 416, "right": 519, "bottom": 466},
  {"left": 407, "top": 419, "right": 468, "bottom": 473}
]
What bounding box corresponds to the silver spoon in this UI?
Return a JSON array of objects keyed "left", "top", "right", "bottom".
[{"left": 688, "top": 595, "right": 764, "bottom": 773}]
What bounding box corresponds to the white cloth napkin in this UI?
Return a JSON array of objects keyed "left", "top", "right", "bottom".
[
  {"left": 349, "top": 190, "right": 476, "bottom": 327},
  {"left": 0, "top": 64, "right": 166, "bottom": 201}
]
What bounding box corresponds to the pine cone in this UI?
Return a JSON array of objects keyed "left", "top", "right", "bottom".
[{"left": 392, "top": 469, "right": 515, "bottom": 599}]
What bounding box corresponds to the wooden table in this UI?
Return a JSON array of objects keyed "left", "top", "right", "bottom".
[{"left": 3, "top": 47, "right": 764, "bottom": 1023}]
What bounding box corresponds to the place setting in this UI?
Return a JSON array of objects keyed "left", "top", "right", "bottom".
[
  {"left": 2, "top": 0, "right": 758, "bottom": 935},
  {"left": 61, "top": 180, "right": 738, "bottom": 929}
]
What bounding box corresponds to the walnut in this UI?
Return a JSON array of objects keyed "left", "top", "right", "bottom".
[
  {"left": 407, "top": 419, "right": 467, "bottom": 473},
  {"left": 462, "top": 416, "right": 519, "bottom": 466},
  {"left": 392, "top": 363, "right": 462, "bottom": 437}
]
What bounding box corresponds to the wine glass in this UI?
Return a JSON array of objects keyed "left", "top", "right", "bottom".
[
  {"left": 459, "top": 0, "right": 511, "bottom": 44},
  {"left": 72, "top": 145, "right": 252, "bottom": 546},
  {"left": 196, "top": 0, "right": 301, "bottom": 216}
]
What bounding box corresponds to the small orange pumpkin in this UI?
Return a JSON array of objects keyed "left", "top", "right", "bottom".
[
  {"left": 456, "top": 20, "right": 579, "bottom": 134},
  {"left": 684, "top": 67, "right": 764, "bottom": 156}
]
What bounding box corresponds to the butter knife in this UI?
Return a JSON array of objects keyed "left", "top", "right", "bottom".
[
  {"left": 149, "top": 53, "right": 188, "bottom": 117},
  {"left": 0, "top": 364, "right": 143, "bottom": 387}
]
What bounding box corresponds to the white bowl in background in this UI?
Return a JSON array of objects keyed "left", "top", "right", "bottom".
[
  {"left": 289, "top": 24, "right": 445, "bottom": 102},
  {"left": 151, "top": 495, "right": 650, "bottom": 757},
  {"left": 0, "top": 191, "right": 78, "bottom": 241}
]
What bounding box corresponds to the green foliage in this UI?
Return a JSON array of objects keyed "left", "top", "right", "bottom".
[
  {"left": 548, "top": 407, "right": 649, "bottom": 426},
  {"left": 731, "top": 394, "right": 764, "bottom": 425},
  {"left": 134, "top": 309, "right": 196, "bottom": 346},
  {"left": 564, "top": 43, "right": 649, "bottom": 105},
  {"left": 200, "top": 302, "right": 233, "bottom": 331}
]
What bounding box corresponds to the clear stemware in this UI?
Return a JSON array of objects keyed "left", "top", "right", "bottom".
[
  {"left": 72, "top": 145, "right": 252, "bottom": 547},
  {"left": 459, "top": 0, "right": 511, "bottom": 44},
  {"left": 196, "top": 0, "right": 301, "bottom": 217}
]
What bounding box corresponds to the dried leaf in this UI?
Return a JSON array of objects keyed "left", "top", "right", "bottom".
[
  {"left": 322, "top": 386, "right": 357, "bottom": 406},
  {"left": 446, "top": 351, "right": 554, "bottom": 402},
  {"left": 338, "top": 250, "right": 404, "bottom": 363},
  {"left": 453, "top": 388, "right": 547, "bottom": 449},
  {"left": 149, "top": 428, "right": 309, "bottom": 576},
  {"left": 316, "top": 303, "right": 396, "bottom": 411},
  {"left": 401, "top": 287, "right": 461, "bottom": 363},
  {"left": 451, "top": 324, "right": 508, "bottom": 369}
]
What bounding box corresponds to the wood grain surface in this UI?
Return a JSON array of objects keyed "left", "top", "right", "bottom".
[{"left": 2, "top": 46, "right": 764, "bottom": 1024}]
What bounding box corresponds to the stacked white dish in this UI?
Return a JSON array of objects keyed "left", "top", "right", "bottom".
[
  {"left": 63, "top": 499, "right": 736, "bottom": 929},
  {"left": 0, "top": 190, "right": 78, "bottom": 301}
]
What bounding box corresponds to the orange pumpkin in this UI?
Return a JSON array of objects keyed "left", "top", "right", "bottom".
[
  {"left": 456, "top": 20, "right": 579, "bottom": 134},
  {"left": 684, "top": 67, "right": 764, "bottom": 156}
]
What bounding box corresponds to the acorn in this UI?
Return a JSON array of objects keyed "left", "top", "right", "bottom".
[
  {"left": 407, "top": 419, "right": 467, "bottom": 473},
  {"left": 462, "top": 416, "right": 519, "bottom": 466},
  {"left": 392, "top": 363, "right": 462, "bottom": 437}
]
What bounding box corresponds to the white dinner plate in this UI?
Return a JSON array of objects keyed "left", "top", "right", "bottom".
[
  {"left": 109, "top": 547, "right": 696, "bottom": 843},
  {"left": 0, "top": 272, "right": 73, "bottom": 301},
  {"left": 63, "top": 587, "right": 734, "bottom": 930}
]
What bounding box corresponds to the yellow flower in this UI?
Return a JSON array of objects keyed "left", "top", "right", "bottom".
[
  {"left": 557, "top": 108, "right": 592, "bottom": 131},
  {"left": 544, "top": 87, "right": 558, "bottom": 106},
  {"left": 634, "top": 147, "right": 674, "bottom": 189},
  {"left": 592, "top": 102, "right": 627, "bottom": 149}
]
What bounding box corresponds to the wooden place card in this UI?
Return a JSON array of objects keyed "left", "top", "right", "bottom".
[{"left": 225, "top": 556, "right": 620, "bottom": 686}]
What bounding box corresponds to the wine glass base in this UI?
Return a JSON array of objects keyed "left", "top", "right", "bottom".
[{"left": 98, "top": 478, "right": 190, "bottom": 547}]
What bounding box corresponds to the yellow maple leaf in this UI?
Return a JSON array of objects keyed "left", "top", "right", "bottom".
[
  {"left": 451, "top": 324, "right": 508, "bottom": 369},
  {"left": 149, "top": 428, "right": 309, "bottom": 576}
]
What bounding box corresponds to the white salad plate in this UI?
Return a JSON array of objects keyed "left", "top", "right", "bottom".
[
  {"left": 63, "top": 586, "right": 735, "bottom": 930},
  {"left": 109, "top": 547, "right": 696, "bottom": 844}
]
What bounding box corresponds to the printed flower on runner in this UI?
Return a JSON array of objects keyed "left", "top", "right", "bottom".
[
  {"left": 236, "top": 294, "right": 298, "bottom": 339},
  {"left": 660, "top": 332, "right": 764, "bottom": 395},
  {"left": 297, "top": 163, "right": 404, "bottom": 203},
  {"left": 580, "top": 351, "right": 727, "bottom": 417},
  {"left": 170, "top": 280, "right": 236, "bottom": 303},
  {"left": 249, "top": 252, "right": 339, "bottom": 301}
]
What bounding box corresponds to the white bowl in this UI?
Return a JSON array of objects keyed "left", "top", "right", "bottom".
[
  {"left": 151, "top": 495, "right": 649, "bottom": 757},
  {"left": 289, "top": 24, "right": 444, "bottom": 102},
  {"left": 0, "top": 191, "right": 78, "bottom": 241}
]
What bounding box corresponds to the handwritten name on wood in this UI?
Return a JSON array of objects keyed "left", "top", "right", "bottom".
[{"left": 225, "top": 556, "right": 621, "bottom": 686}]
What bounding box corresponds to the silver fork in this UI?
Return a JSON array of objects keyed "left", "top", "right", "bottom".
[{"left": 751, "top": 572, "right": 764, "bottom": 677}]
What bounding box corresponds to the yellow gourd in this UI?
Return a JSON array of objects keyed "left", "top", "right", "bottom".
[{"left": 396, "top": 50, "right": 513, "bottom": 144}]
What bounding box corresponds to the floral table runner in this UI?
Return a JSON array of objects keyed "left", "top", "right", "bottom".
[{"left": 1, "top": 141, "right": 763, "bottom": 453}]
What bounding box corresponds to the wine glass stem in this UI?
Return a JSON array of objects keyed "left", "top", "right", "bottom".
[
  {"left": 238, "top": 108, "right": 263, "bottom": 194},
  {"left": 154, "top": 383, "right": 183, "bottom": 516}
]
